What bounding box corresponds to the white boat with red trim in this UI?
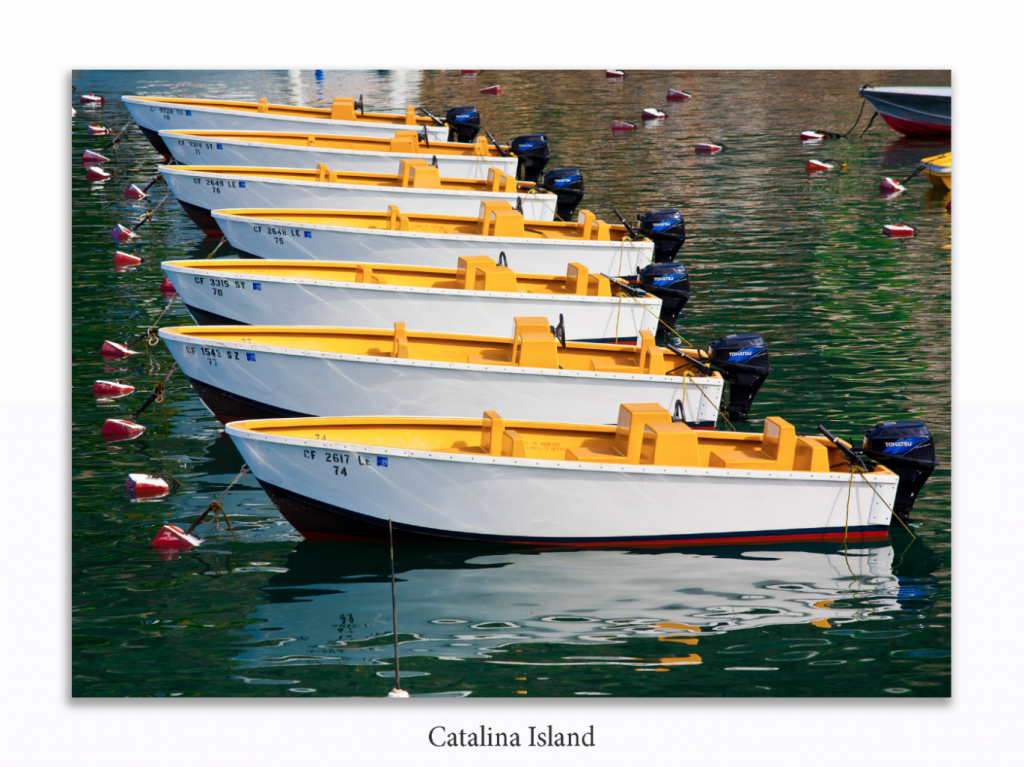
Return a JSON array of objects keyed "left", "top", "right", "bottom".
[
  {"left": 160, "top": 256, "right": 661, "bottom": 343},
  {"left": 123, "top": 95, "right": 448, "bottom": 156},
  {"left": 159, "top": 320, "right": 730, "bottom": 429},
  {"left": 160, "top": 160, "right": 559, "bottom": 235},
  {"left": 224, "top": 403, "right": 936, "bottom": 546}
]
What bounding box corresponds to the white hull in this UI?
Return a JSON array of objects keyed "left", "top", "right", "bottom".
[
  {"left": 238, "top": 545, "right": 899, "bottom": 666},
  {"left": 160, "top": 131, "right": 518, "bottom": 180},
  {"left": 226, "top": 423, "right": 897, "bottom": 543},
  {"left": 214, "top": 211, "right": 656, "bottom": 275},
  {"left": 124, "top": 95, "right": 448, "bottom": 142},
  {"left": 161, "top": 165, "right": 556, "bottom": 223},
  {"left": 162, "top": 262, "right": 660, "bottom": 343},
  {"left": 161, "top": 332, "right": 723, "bottom": 427}
]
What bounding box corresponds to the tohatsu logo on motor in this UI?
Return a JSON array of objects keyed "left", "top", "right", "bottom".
[{"left": 882, "top": 437, "right": 927, "bottom": 455}]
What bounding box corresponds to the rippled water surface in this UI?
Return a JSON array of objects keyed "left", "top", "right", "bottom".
[{"left": 71, "top": 69, "right": 950, "bottom": 697}]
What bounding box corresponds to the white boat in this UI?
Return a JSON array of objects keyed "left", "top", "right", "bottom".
[
  {"left": 159, "top": 129, "right": 519, "bottom": 181},
  {"left": 212, "top": 203, "right": 658, "bottom": 276},
  {"left": 225, "top": 403, "right": 905, "bottom": 545},
  {"left": 160, "top": 161, "right": 558, "bottom": 235},
  {"left": 237, "top": 543, "right": 902, "bottom": 667},
  {"left": 159, "top": 320, "right": 726, "bottom": 428},
  {"left": 123, "top": 95, "right": 448, "bottom": 155},
  {"left": 161, "top": 256, "right": 660, "bottom": 343}
]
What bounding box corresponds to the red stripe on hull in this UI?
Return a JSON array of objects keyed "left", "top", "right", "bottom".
[
  {"left": 879, "top": 113, "right": 951, "bottom": 138},
  {"left": 301, "top": 529, "right": 890, "bottom": 547}
]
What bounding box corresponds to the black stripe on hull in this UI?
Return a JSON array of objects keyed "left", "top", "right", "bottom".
[
  {"left": 139, "top": 126, "right": 172, "bottom": 157},
  {"left": 182, "top": 304, "right": 248, "bottom": 326},
  {"left": 187, "top": 376, "right": 308, "bottom": 425},
  {"left": 177, "top": 200, "right": 222, "bottom": 237},
  {"left": 257, "top": 479, "right": 891, "bottom": 547}
]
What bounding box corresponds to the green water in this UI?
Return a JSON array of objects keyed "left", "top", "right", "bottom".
[{"left": 71, "top": 69, "right": 950, "bottom": 697}]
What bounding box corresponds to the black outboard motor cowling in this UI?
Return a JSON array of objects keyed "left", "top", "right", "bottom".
[
  {"left": 638, "top": 262, "right": 692, "bottom": 327},
  {"left": 540, "top": 167, "right": 585, "bottom": 221},
  {"left": 445, "top": 106, "right": 481, "bottom": 143},
  {"left": 638, "top": 210, "right": 686, "bottom": 263},
  {"left": 708, "top": 334, "right": 770, "bottom": 420},
  {"left": 861, "top": 422, "right": 939, "bottom": 520},
  {"left": 510, "top": 134, "right": 551, "bottom": 182}
]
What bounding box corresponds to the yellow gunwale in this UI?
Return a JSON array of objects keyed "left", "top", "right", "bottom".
[
  {"left": 215, "top": 206, "right": 638, "bottom": 243},
  {"left": 162, "top": 129, "right": 509, "bottom": 159},
  {"left": 131, "top": 95, "right": 437, "bottom": 127},
  {"left": 228, "top": 409, "right": 896, "bottom": 476},
  {"left": 164, "top": 164, "right": 538, "bottom": 194},
  {"left": 162, "top": 258, "right": 644, "bottom": 299},
  {"left": 162, "top": 322, "right": 711, "bottom": 378}
]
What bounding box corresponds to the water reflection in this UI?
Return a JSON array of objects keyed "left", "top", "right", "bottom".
[{"left": 235, "top": 540, "right": 936, "bottom": 670}]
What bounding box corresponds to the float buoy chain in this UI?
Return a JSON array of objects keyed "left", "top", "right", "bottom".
[
  {"left": 130, "top": 190, "right": 173, "bottom": 233},
  {"left": 205, "top": 236, "right": 229, "bottom": 259},
  {"left": 126, "top": 363, "right": 178, "bottom": 421},
  {"left": 144, "top": 294, "right": 180, "bottom": 346},
  {"left": 184, "top": 464, "right": 249, "bottom": 541},
  {"left": 859, "top": 111, "right": 879, "bottom": 138},
  {"left": 813, "top": 99, "right": 868, "bottom": 140},
  {"left": 899, "top": 165, "right": 926, "bottom": 187},
  {"left": 101, "top": 120, "right": 135, "bottom": 150}
]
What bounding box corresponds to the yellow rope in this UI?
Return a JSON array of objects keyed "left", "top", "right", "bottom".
[
  {"left": 523, "top": 186, "right": 561, "bottom": 221},
  {"left": 611, "top": 281, "right": 694, "bottom": 348},
  {"left": 681, "top": 371, "right": 736, "bottom": 431},
  {"left": 857, "top": 470, "right": 916, "bottom": 538}
]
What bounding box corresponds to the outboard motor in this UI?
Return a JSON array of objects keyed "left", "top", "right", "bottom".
[
  {"left": 638, "top": 262, "right": 692, "bottom": 327},
  {"left": 540, "top": 167, "right": 585, "bottom": 221},
  {"left": 445, "top": 106, "right": 481, "bottom": 143},
  {"left": 510, "top": 134, "right": 551, "bottom": 183},
  {"left": 708, "top": 334, "right": 771, "bottom": 420},
  {"left": 861, "top": 421, "right": 939, "bottom": 521},
  {"left": 637, "top": 210, "right": 686, "bottom": 263}
]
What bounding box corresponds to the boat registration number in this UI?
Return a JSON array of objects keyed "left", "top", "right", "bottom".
[{"left": 301, "top": 448, "right": 377, "bottom": 477}]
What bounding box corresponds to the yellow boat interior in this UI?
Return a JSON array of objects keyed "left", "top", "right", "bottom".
[
  {"left": 165, "top": 256, "right": 631, "bottom": 298},
  {"left": 218, "top": 201, "right": 638, "bottom": 242},
  {"left": 134, "top": 96, "right": 437, "bottom": 128},
  {"left": 164, "top": 129, "right": 507, "bottom": 158},
  {"left": 172, "top": 160, "right": 535, "bottom": 194},
  {"left": 920, "top": 151, "right": 952, "bottom": 190},
  {"left": 233, "top": 403, "right": 894, "bottom": 474},
  {"left": 166, "top": 318, "right": 712, "bottom": 377}
]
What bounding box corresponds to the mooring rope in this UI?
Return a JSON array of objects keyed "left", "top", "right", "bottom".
[
  {"left": 205, "top": 236, "right": 229, "bottom": 259},
  {"left": 184, "top": 465, "right": 249, "bottom": 542}
]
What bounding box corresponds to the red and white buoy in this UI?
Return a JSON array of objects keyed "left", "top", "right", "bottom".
[
  {"left": 86, "top": 166, "right": 112, "bottom": 181},
  {"left": 151, "top": 525, "right": 201, "bottom": 549},
  {"left": 479, "top": 84, "right": 501, "bottom": 95},
  {"left": 83, "top": 149, "right": 109, "bottom": 163},
  {"left": 880, "top": 177, "right": 906, "bottom": 195},
  {"left": 100, "top": 340, "right": 140, "bottom": 359},
  {"left": 93, "top": 380, "right": 136, "bottom": 398},
  {"left": 101, "top": 419, "right": 146, "bottom": 441},
  {"left": 460, "top": 70, "right": 479, "bottom": 76},
  {"left": 111, "top": 223, "right": 138, "bottom": 242},
  {"left": 883, "top": 224, "right": 916, "bottom": 238},
  {"left": 159, "top": 277, "right": 177, "bottom": 296},
  {"left": 80, "top": 94, "right": 104, "bottom": 104},
  {"left": 806, "top": 159, "right": 834, "bottom": 172},
  {"left": 124, "top": 184, "right": 148, "bottom": 200},
  {"left": 641, "top": 108, "right": 666, "bottom": 120},
  {"left": 611, "top": 121, "right": 635, "bottom": 131},
  {"left": 87, "top": 124, "right": 111, "bottom": 136},
  {"left": 667, "top": 89, "right": 691, "bottom": 101},
  {"left": 126, "top": 473, "right": 171, "bottom": 499},
  {"left": 606, "top": 70, "right": 625, "bottom": 78},
  {"left": 695, "top": 143, "right": 722, "bottom": 155},
  {"left": 801, "top": 130, "right": 827, "bottom": 142},
  {"left": 113, "top": 251, "right": 143, "bottom": 266}
]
